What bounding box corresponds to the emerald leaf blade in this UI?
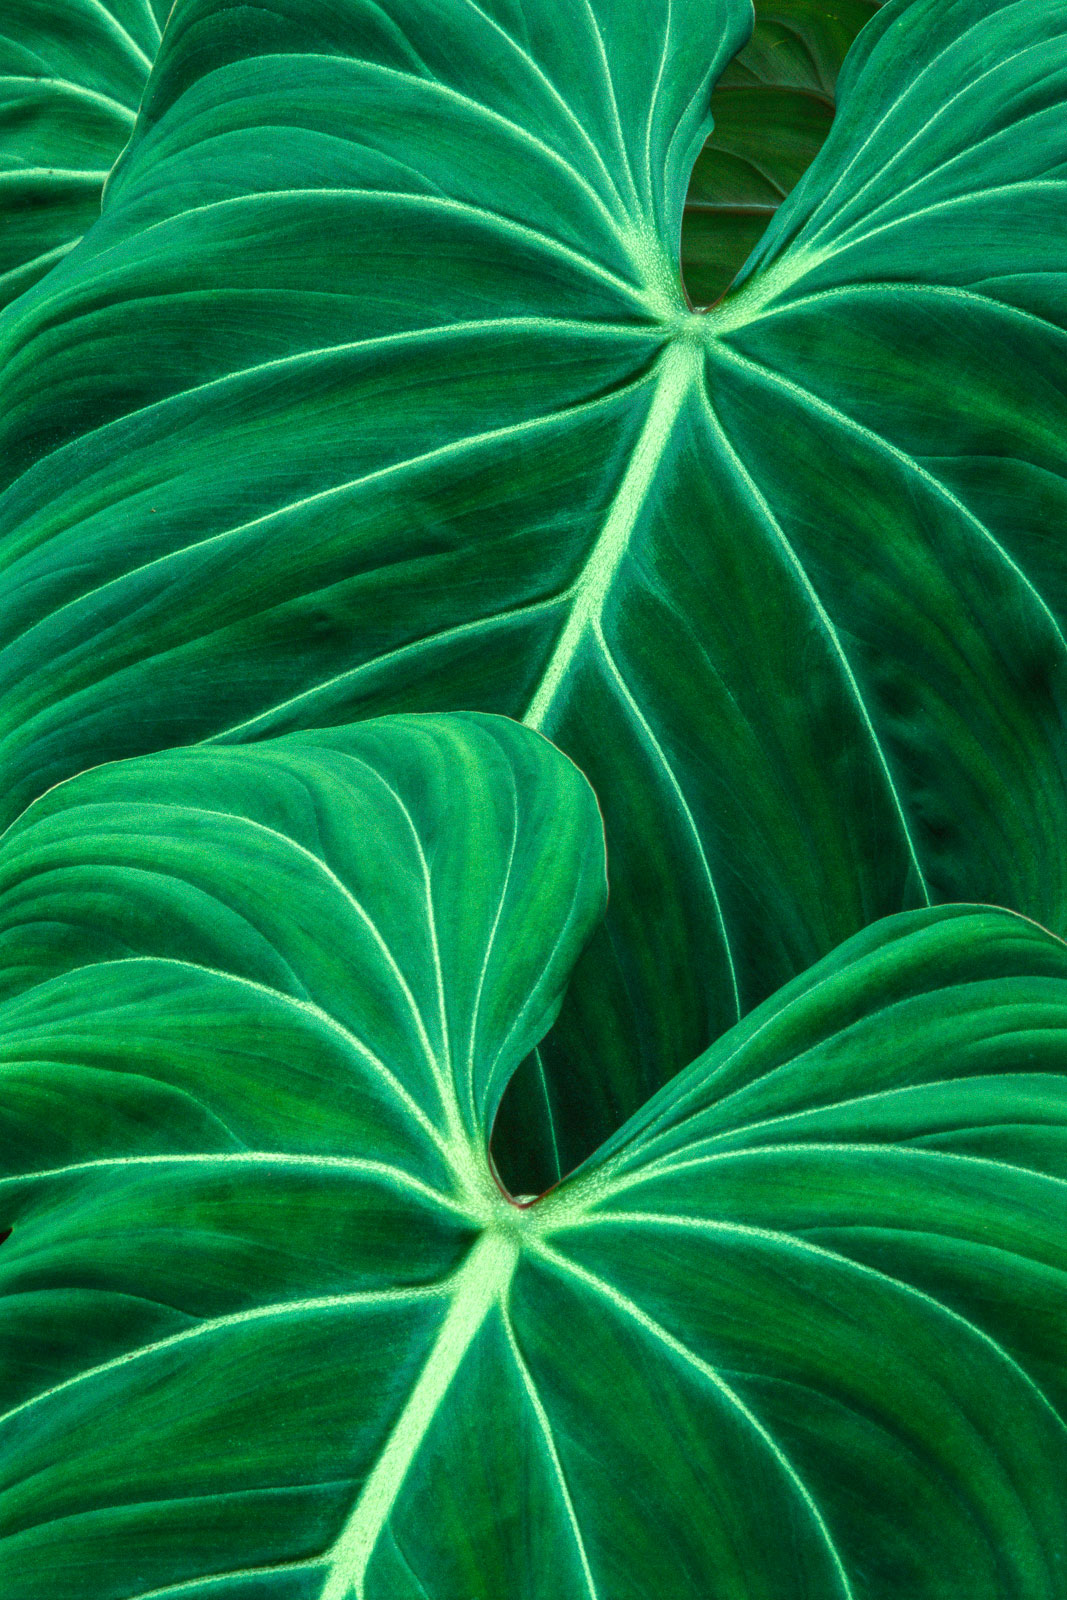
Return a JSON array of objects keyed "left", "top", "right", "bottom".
[
  {"left": 0, "top": 0, "right": 161, "bottom": 309},
  {"left": 1, "top": 0, "right": 1066, "bottom": 1202},
  {"left": 3, "top": 715, "right": 1067, "bottom": 1594}
]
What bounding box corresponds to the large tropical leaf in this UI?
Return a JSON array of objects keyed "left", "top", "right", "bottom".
[
  {"left": 682, "top": 0, "right": 882, "bottom": 306},
  {"left": 0, "top": 0, "right": 863, "bottom": 318},
  {"left": 0, "top": 0, "right": 159, "bottom": 309},
  {"left": 2, "top": 716, "right": 1067, "bottom": 1596},
  {"left": 1, "top": 0, "right": 1066, "bottom": 1178}
]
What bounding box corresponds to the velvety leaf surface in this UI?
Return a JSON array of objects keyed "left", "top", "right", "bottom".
[
  {"left": 2, "top": 724, "right": 1066, "bottom": 1597},
  {"left": 0, "top": 0, "right": 159, "bottom": 308},
  {"left": 682, "top": 0, "right": 882, "bottom": 306},
  {"left": 0, "top": 712, "right": 606, "bottom": 1592},
  {"left": 1, "top": 0, "right": 1066, "bottom": 1179}
]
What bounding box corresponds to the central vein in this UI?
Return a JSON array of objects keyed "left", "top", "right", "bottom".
[
  {"left": 319, "top": 1230, "right": 519, "bottom": 1600},
  {"left": 524, "top": 336, "right": 702, "bottom": 731}
]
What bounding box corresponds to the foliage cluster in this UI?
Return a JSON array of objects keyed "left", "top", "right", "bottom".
[{"left": 1, "top": 0, "right": 1066, "bottom": 1594}]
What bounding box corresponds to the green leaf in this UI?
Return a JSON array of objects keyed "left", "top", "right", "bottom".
[
  {"left": 682, "top": 0, "right": 883, "bottom": 306},
  {"left": 0, "top": 712, "right": 605, "bottom": 1185},
  {"left": 2, "top": 0, "right": 1066, "bottom": 1176},
  {"left": 2, "top": 725, "right": 1066, "bottom": 1596},
  {"left": 0, "top": 0, "right": 158, "bottom": 309}
]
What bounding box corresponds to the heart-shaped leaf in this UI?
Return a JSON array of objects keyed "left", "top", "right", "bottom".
[
  {"left": 0, "top": 0, "right": 158, "bottom": 308},
  {"left": 682, "top": 0, "right": 882, "bottom": 305},
  {"left": 0, "top": 0, "right": 875, "bottom": 319},
  {"left": 2, "top": 0, "right": 1065, "bottom": 1178},
  {"left": 1, "top": 716, "right": 1066, "bottom": 1597}
]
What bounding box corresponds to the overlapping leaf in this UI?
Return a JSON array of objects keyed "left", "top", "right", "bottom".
[
  {"left": 1, "top": 0, "right": 1065, "bottom": 1181},
  {"left": 0, "top": 713, "right": 603, "bottom": 1592},
  {"left": 2, "top": 715, "right": 1066, "bottom": 1597},
  {"left": 682, "top": 0, "right": 881, "bottom": 305},
  {"left": 0, "top": 0, "right": 871, "bottom": 322},
  {"left": 0, "top": 0, "right": 159, "bottom": 308}
]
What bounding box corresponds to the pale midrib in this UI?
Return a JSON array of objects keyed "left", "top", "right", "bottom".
[
  {"left": 524, "top": 339, "right": 698, "bottom": 730},
  {"left": 320, "top": 1231, "right": 518, "bottom": 1600}
]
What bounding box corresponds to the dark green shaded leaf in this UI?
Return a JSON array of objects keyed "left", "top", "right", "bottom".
[
  {"left": 682, "top": 0, "right": 882, "bottom": 305},
  {"left": 1, "top": 0, "right": 1065, "bottom": 1177},
  {"left": 1, "top": 731, "right": 1066, "bottom": 1596},
  {"left": 0, "top": 0, "right": 159, "bottom": 308}
]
